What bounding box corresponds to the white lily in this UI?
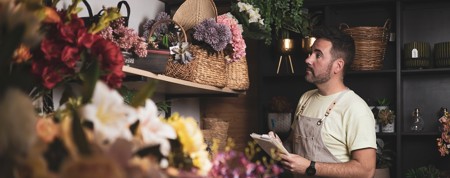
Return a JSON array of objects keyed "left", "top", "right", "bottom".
[
  {"left": 80, "top": 81, "right": 137, "bottom": 150},
  {"left": 137, "top": 99, "right": 176, "bottom": 156}
]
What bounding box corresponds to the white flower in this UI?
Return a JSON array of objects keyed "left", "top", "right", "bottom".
[
  {"left": 80, "top": 81, "right": 137, "bottom": 150},
  {"left": 237, "top": 2, "right": 264, "bottom": 25},
  {"left": 137, "top": 99, "right": 176, "bottom": 156}
]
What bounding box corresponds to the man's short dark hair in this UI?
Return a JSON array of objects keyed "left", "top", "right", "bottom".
[{"left": 312, "top": 26, "right": 355, "bottom": 71}]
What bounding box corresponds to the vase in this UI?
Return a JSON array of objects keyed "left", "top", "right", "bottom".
[
  {"left": 267, "top": 113, "right": 292, "bottom": 133},
  {"left": 301, "top": 36, "right": 316, "bottom": 53},
  {"left": 374, "top": 168, "right": 390, "bottom": 178}
]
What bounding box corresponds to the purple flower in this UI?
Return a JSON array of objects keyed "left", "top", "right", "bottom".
[{"left": 193, "top": 18, "right": 231, "bottom": 52}]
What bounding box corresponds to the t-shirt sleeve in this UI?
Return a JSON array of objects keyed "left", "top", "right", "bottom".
[{"left": 345, "top": 100, "right": 377, "bottom": 152}]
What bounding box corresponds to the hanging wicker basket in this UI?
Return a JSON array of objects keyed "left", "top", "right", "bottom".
[
  {"left": 340, "top": 19, "right": 391, "bottom": 71},
  {"left": 172, "top": 0, "right": 218, "bottom": 31},
  {"left": 226, "top": 57, "right": 249, "bottom": 90},
  {"left": 165, "top": 45, "right": 227, "bottom": 88}
]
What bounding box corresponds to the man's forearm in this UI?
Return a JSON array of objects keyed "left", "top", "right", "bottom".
[{"left": 315, "top": 160, "right": 375, "bottom": 178}]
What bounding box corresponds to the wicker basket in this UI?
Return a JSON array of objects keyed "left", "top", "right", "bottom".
[
  {"left": 202, "top": 118, "right": 229, "bottom": 151},
  {"left": 172, "top": 0, "right": 218, "bottom": 31},
  {"left": 226, "top": 57, "right": 249, "bottom": 90},
  {"left": 340, "top": 19, "right": 391, "bottom": 71},
  {"left": 165, "top": 45, "right": 227, "bottom": 88}
]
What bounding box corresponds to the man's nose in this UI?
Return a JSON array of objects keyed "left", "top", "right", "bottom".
[{"left": 305, "top": 54, "right": 313, "bottom": 66}]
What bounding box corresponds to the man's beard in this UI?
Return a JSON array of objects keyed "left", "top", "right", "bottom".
[{"left": 305, "top": 62, "right": 333, "bottom": 84}]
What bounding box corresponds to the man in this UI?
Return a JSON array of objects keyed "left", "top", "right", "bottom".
[{"left": 271, "top": 27, "right": 376, "bottom": 177}]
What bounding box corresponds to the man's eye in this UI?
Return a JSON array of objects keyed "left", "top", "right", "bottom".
[{"left": 315, "top": 53, "right": 322, "bottom": 58}]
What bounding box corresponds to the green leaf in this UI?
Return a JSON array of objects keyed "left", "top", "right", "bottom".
[
  {"left": 60, "top": 84, "right": 76, "bottom": 105},
  {"left": 130, "top": 80, "right": 158, "bottom": 108},
  {"left": 79, "top": 52, "right": 100, "bottom": 104},
  {"left": 69, "top": 105, "right": 92, "bottom": 156}
]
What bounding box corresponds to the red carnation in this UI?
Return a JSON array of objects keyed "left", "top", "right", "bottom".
[{"left": 90, "top": 38, "right": 125, "bottom": 88}]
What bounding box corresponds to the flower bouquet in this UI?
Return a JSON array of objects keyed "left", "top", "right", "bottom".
[{"left": 437, "top": 110, "right": 450, "bottom": 156}]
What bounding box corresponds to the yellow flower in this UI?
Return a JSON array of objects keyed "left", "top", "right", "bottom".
[
  {"left": 167, "top": 113, "right": 206, "bottom": 154},
  {"left": 166, "top": 113, "right": 212, "bottom": 175},
  {"left": 191, "top": 149, "right": 212, "bottom": 176}
]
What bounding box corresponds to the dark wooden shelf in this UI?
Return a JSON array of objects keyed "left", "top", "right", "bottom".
[
  {"left": 377, "top": 132, "right": 397, "bottom": 136},
  {"left": 401, "top": 132, "right": 440, "bottom": 136},
  {"left": 304, "top": 0, "right": 393, "bottom": 7},
  {"left": 401, "top": 68, "right": 450, "bottom": 74},
  {"left": 347, "top": 69, "right": 396, "bottom": 75}
]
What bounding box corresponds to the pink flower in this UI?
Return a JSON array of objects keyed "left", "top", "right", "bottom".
[{"left": 217, "top": 13, "right": 246, "bottom": 62}]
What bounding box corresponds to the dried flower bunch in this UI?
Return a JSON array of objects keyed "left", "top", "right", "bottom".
[
  {"left": 100, "top": 18, "right": 148, "bottom": 58},
  {"left": 377, "top": 109, "right": 395, "bottom": 126},
  {"left": 217, "top": 13, "right": 246, "bottom": 62},
  {"left": 437, "top": 111, "right": 450, "bottom": 156},
  {"left": 142, "top": 12, "right": 179, "bottom": 49},
  {"left": 193, "top": 18, "right": 232, "bottom": 52}
]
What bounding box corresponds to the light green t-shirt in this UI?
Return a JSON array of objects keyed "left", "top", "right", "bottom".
[{"left": 294, "top": 89, "right": 377, "bottom": 162}]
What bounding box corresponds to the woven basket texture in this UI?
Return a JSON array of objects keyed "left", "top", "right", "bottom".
[
  {"left": 226, "top": 57, "right": 249, "bottom": 90},
  {"left": 202, "top": 118, "right": 229, "bottom": 151},
  {"left": 165, "top": 45, "right": 227, "bottom": 88},
  {"left": 173, "top": 0, "right": 218, "bottom": 31},
  {"left": 340, "top": 19, "right": 391, "bottom": 71}
]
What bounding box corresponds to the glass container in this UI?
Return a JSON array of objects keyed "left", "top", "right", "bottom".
[{"left": 410, "top": 108, "right": 424, "bottom": 132}]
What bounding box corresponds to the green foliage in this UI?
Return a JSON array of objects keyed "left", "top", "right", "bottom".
[
  {"left": 376, "top": 138, "right": 394, "bottom": 169},
  {"left": 405, "top": 165, "right": 440, "bottom": 178},
  {"left": 130, "top": 80, "right": 158, "bottom": 108},
  {"left": 236, "top": 0, "right": 309, "bottom": 44},
  {"left": 377, "top": 98, "right": 391, "bottom": 106}
]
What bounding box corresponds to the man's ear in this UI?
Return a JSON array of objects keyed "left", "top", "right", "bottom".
[{"left": 334, "top": 58, "right": 345, "bottom": 74}]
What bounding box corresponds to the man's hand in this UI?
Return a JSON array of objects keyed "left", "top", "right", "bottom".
[
  {"left": 279, "top": 152, "right": 310, "bottom": 175},
  {"left": 268, "top": 131, "right": 282, "bottom": 145}
]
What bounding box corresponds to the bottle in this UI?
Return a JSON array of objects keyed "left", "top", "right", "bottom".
[{"left": 410, "top": 108, "right": 424, "bottom": 132}]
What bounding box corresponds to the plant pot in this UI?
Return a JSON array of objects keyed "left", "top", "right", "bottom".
[
  {"left": 374, "top": 168, "right": 390, "bottom": 178},
  {"left": 382, "top": 123, "right": 395, "bottom": 133},
  {"left": 267, "top": 113, "right": 292, "bottom": 133},
  {"left": 301, "top": 36, "right": 316, "bottom": 53},
  {"left": 123, "top": 50, "right": 170, "bottom": 74}
]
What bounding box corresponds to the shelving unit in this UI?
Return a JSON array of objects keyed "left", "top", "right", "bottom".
[
  {"left": 122, "top": 66, "right": 244, "bottom": 97},
  {"left": 257, "top": 0, "right": 450, "bottom": 177}
]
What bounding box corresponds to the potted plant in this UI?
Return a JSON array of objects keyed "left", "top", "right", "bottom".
[
  {"left": 267, "top": 96, "right": 293, "bottom": 133},
  {"left": 405, "top": 165, "right": 441, "bottom": 178},
  {"left": 378, "top": 108, "right": 396, "bottom": 133},
  {"left": 375, "top": 138, "right": 394, "bottom": 178}
]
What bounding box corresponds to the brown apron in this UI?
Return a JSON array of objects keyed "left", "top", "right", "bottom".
[{"left": 291, "top": 89, "right": 350, "bottom": 177}]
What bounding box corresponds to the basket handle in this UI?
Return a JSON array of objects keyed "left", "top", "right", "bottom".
[
  {"left": 383, "top": 19, "right": 392, "bottom": 30},
  {"left": 209, "top": 0, "right": 218, "bottom": 20},
  {"left": 148, "top": 19, "right": 188, "bottom": 43},
  {"left": 339, "top": 23, "right": 350, "bottom": 30}
]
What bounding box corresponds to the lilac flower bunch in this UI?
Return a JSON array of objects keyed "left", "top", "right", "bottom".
[
  {"left": 193, "top": 18, "right": 232, "bottom": 52},
  {"left": 100, "top": 18, "right": 148, "bottom": 57}
]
